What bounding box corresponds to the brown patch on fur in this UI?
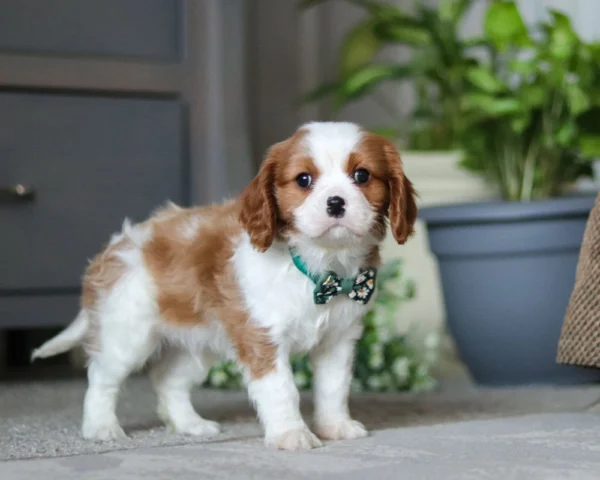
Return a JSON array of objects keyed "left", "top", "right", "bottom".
[
  {"left": 365, "top": 245, "right": 382, "bottom": 268},
  {"left": 239, "top": 130, "right": 310, "bottom": 250},
  {"left": 143, "top": 202, "right": 277, "bottom": 379},
  {"left": 81, "top": 235, "right": 134, "bottom": 353},
  {"left": 345, "top": 149, "right": 392, "bottom": 242},
  {"left": 276, "top": 154, "right": 319, "bottom": 228},
  {"left": 354, "top": 133, "right": 418, "bottom": 244},
  {"left": 82, "top": 238, "right": 132, "bottom": 309}
]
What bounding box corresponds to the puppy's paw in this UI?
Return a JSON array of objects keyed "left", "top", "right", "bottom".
[
  {"left": 265, "top": 427, "right": 323, "bottom": 451},
  {"left": 173, "top": 418, "right": 221, "bottom": 437},
  {"left": 315, "top": 419, "right": 368, "bottom": 441},
  {"left": 82, "top": 421, "right": 127, "bottom": 441}
]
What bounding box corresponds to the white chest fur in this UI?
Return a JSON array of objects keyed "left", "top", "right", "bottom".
[{"left": 232, "top": 235, "right": 369, "bottom": 354}]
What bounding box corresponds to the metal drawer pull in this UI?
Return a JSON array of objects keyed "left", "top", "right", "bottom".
[{"left": 0, "top": 184, "right": 36, "bottom": 203}]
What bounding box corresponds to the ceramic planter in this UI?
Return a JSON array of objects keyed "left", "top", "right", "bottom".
[{"left": 419, "top": 195, "right": 600, "bottom": 385}]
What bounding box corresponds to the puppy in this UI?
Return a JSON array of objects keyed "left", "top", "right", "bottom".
[{"left": 33, "top": 121, "right": 417, "bottom": 450}]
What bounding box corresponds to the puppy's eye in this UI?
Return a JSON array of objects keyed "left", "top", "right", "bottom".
[
  {"left": 353, "top": 168, "right": 370, "bottom": 185},
  {"left": 296, "top": 172, "right": 312, "bottom": 189}
]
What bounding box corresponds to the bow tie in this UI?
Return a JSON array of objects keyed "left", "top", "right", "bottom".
[{"left": 290, "top": 249, "right": 377, "bottom": 305}]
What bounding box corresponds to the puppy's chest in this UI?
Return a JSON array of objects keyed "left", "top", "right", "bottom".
[{"left": 240, "top": 261, "right": 368, "bottom": 352}]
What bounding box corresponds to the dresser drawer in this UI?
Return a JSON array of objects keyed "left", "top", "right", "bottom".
[
  {"left": 0, "top": 92, "right": 185, "bottom": 291},
  {"left": 0, "top": 0, "right": 182, "bottom": 61}
]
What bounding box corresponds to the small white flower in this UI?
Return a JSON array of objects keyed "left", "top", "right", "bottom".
[
  {"left": 369, "top": 351, "right": 384, "bottom": 369},
  {"left": 424, "top": 332, "right": 440, "bottom": 351},
  {"left": 367, "top": 375, "right": 382, "bottom": 390},
  {"left": 373, "top": 308, "right": 387, "bottom": 327},
  {"left": 566, "top": 73, "right": 579, "bottom": 84},
  {"left": 348, "top": 291, "right": 357, "bottom": 298},
  {"left": 392, "top": 358, "right": 410, "bottom": 382},
  {"left": 412, "top": 377, "right": 437, "bottom": 393},
  {"left": 371, "top": 343, "right": 384, "bottom": 355},
  {"left": 210, "top": 370, "right": 228, "bottom": 387},
  {"left": 377, "top": 325, "right": 393, "bottom": 343},
  {"left": 416, "top": 364, "right": 429, "bottom": 378},
  {"left": 294, "top": 372, "right": 309, "bottom": 388},
  {"left": 355, "top": 274, "right": 367, "bottom": 284}
]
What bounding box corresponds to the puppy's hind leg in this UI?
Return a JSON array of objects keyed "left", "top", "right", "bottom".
[
  {"left": 82, "top": 314, "right": 157, "bottom": 441},
  {"left": 150, "top": 348, "right": 220, "bottom": 437}
]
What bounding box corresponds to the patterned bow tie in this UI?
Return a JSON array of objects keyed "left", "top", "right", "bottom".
[{"left": 290, "top": 249, "right": 377, "bottom": 305}]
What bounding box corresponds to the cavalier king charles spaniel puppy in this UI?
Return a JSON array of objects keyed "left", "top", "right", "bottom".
[{"left": 33, "top": 121, "right": 417, "bottom": 450}]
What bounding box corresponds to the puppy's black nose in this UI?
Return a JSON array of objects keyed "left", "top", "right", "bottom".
[{"left": 327, "top": 196, "right": 346, "bottom": 218}]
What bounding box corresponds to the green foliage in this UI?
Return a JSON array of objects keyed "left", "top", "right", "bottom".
[
  {"left": 300, "top": 0, "right": 600, "bottom": 201},
  {"left": 300, "top": 0, "right": 481, "bottom": 151},
  {"left": 460, "top": 2, "right": 600, "bottom": 200},
  {"left": 484, "top": 0, "right": 531, "bottom": 50},
  {"left": 205, "top": 259, "right": 438, "bottom": 393}
]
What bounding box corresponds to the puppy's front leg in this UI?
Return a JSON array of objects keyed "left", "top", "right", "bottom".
[
  {"left": 247, "top": 354, "right": 322, "bottom": 451},
  {"left": 310, "top": 330, "right": 368, "bottom": 441}
]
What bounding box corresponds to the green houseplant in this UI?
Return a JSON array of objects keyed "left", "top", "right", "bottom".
[
  {"left": 205, "top": 260, "right": 439, "bottom": 393},
  {"left": 304, "top": 0, "right": 600, "bottom": 385},
  {"left": 419, "top": 1, "right": 600, "bottom": 385},
  {"left": 300, "top": 0, "right": 481, "bottom": 150},
  {"left": 459, "top": 1, "right": 600, "bottom": 200}
]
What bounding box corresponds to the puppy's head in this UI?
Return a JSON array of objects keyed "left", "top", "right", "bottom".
[{"left": 239, "top": 122, "right": 417, "bottom": 252}]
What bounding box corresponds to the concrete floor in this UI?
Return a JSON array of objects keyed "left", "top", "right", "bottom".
[{"left": 2, "top": 359, "right": 600, "bottom": 479}]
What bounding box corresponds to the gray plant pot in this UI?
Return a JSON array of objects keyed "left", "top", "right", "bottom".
[{"left": 420, "top": 194, "right": 600, "bottom": 386}]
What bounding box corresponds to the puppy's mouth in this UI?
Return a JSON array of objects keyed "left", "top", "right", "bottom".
[{"left": 318, "top": 222, "right": 363, "bottom": 239}]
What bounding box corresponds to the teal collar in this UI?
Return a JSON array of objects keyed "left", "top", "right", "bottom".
[
  {"left": 289, "top": 249, "right": 377, "bottom": 305},
  {"left": 290, "top": 249, "right": 320, "bottom": 284}
]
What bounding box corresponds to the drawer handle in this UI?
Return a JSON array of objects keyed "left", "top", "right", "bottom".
[{"left": 0, "top": 184, "right": 36, "bottom": 203}]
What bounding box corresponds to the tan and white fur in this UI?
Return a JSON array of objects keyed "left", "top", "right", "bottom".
[{"left": 32, "top": 121, "right": 417, "bottom": 450}]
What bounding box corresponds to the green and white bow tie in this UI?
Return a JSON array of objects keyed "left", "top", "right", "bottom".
[{"left": 290, "top": 249, "right": 377, "bottom": 305}]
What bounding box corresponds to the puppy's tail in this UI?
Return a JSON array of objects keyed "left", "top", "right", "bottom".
[{"left": 31, "top": 310, "right": 89, "bottom": 361}]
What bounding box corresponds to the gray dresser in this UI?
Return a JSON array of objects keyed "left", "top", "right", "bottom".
[{"left": 0, "top": 0, "right": 253, "bottom": 330}]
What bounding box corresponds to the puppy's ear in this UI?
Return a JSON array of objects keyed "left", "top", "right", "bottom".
[
  {"left": 382, "top": 140, "right": 418, "bottom": 244},
  {"left": 239, "top": 143, "right": 282, "bottom": 252}
]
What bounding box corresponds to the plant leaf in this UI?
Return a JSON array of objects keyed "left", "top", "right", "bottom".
[
  {"left": 466, "top": 66, "right": 506, "bottom": 93},
  {"left": 484, "top": 0, "right": 531, "bottom": 50},
  {"left": 579, "top": 135, "right": 600, "bottom": 158},
  {"left": 299, "top": 80, "right": 341, "bottom": 104},
  {"left": 556, "top": 120, "right": 577, "bottom": 147},
  {"left": 519, "top": 84, "right": 545, "bottom": 108},
  {"left": 566, "top": 82, "right": 590, "bottom": 115},
  {"left": 373, "top": 18, "right": 430, "bottom": 45},
  {"left": 463, "top": 93, "right": 522, "bottom": 117},
  {"left": 510, "top": 115, "right": 529, "bottom": 133},
  {"left": 369, "top": 126, "right": 401, "bottom": 139},
  {"left": 546, "top": 9, "right": 580, "bottom": 60},
  {"left": 509, "top": 57, "right": 537, "bottom": 76},
  {"left": 438, "top": 0, "right": 473, "bottom": 25},
  {"left": 463, "top": 37, "right": 488, "bottom": 49},
  {"left": 339, "top": 63, "right": 415, "bottom": 101},
  {"left": 339, "top": 18, "right": 383, "bottom": 76}
]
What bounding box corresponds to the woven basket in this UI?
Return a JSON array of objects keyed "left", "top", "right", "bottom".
[{"left": 557, "top": 193, "right": 600, "bottom": 369}]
